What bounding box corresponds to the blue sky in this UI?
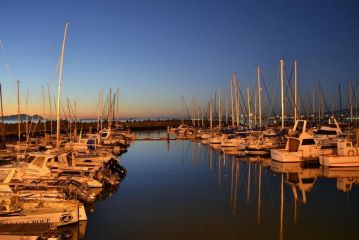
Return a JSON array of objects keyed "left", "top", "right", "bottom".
[{"left": 0, "top": 0, "right": 358, "bottom": 118}]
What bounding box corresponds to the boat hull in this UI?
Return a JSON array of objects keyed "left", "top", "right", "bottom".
[
  {"left": 0, "top": 210, "right": 78, "bottom": 227},
  {"left": 320, "top": 155, "right": 359, "bottom": 167},
  {"left": 271, "top": 149, "right": 334, "bottom": 162}
]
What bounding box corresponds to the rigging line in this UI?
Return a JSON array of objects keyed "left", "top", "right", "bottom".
[
  {"left": 30, "top": 117, "right": 41, "bottom": 139},
  {"left": 239, "top": 86, "right": 248, "bottom": 124},
  {"left": 101, "top": 92, "right": 111, "bottom": 123},
  {"left": 182, "top": 97, "right": 192, "bottom": 121},
  {"left": 348, "top": 81, "right": 359, "bottom": 109},
  {"left": 317, "top": 82, "right": 330, "bottom": 114},
  {"left": 260, "top": 73, "right": 276, "bottom": 116},
  {"left": 284, "top": 65, "right": 295, "bottom": 114},
  {"left": 60, "top": 101, "right": 70, "bottom": 133},
  {"left": 0, "top": 40, "right": 15, "bottom": 82},
  {"left": 68, "top": 100, "right": 77, "bottom": 122}
]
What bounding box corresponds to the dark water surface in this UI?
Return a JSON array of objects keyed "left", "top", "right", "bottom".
[{"left": 85, "top": 131, "right": 359, "bottom": 240}]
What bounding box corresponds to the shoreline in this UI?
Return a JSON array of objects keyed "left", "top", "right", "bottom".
[{"left": 0, "top": 120, "right": 188, "bottom": 140}]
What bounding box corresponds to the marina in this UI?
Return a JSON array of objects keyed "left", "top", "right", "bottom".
[
  {"left": 1, "top": 1, "right": 359, "bottom": 239},
  {"left": 85, "top": 131, "right": 359, "bottom": 240}
]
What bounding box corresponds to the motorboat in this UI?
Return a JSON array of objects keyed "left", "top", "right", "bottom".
[
  {"left": 320, "top": 139, "right": 359, "bottom": 167},
  {"left": 271, "top": 120, "right": 334, "bottom": 162}
]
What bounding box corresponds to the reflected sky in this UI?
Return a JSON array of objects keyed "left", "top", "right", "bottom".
[{"left": 86, "top": 133, "right": 359, "bottom": 240}]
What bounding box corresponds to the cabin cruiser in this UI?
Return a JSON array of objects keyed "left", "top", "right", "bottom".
[
  {"left": 314, "top": 117, "right": 342, "bottom": 147},
  {"left": 320, "top": 139, "right": 359, "bottom": 167},
  {"left": 209, "top": 133, "right": 226, "bottom": 144},
  {"left": 98, "top": 128, "right": 129, "bottom": 149},
  {"left": 220, "top": 133, "right": 246, "bottom": 148},
  {"left": 0, "top": 195, "right": 85, "bottom": 227},
  {"left": 271, "top": 120, "right": 334, "bottom": 162},
  {"left": 198, "top": 129, "right": 213, "bottom": 140},
  {"left": 245, "top": 131, "right": 282, "bottom": 156}
]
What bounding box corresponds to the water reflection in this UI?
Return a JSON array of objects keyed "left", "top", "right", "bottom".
[
  {"left": 189, "top": 140, "right": 359, "bottom": 240},
  {"left": 320, "top": 166, "right": 359, "bottom": 192},
  {"left": 83, "top": 131, "right": 359, "bottom": 240}
]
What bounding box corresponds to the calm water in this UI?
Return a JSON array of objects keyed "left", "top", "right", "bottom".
[{"left": 84, "top": 131, "right": 359, "bottom": 240}]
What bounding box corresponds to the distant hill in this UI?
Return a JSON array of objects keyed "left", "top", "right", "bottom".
[{"left": 3, "top": 114, "right": 44, "bottom": 122}]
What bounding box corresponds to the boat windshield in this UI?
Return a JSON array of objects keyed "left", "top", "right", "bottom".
[
  {"left": 25, "top": 156, "right": 37, "bottom": 163},
  {"left": 295, "top": 121, "right": 304, "bottom": 132},
  {"left": 315, "top": 130, "right": 337, "bottom": 135},
  {"left": 302, "top": 139, "right": 316, "bottom": 145},
  {"left": 32, "top": 156, "right": 46, "bottom": 168},
  {"left": 101, "top": 132, "right": 108, "bottom": 138}
]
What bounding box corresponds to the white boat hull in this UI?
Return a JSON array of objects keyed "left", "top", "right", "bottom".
[
  {"left": 0, "top": 210, "right": 78, "bottom": 226},
  {"left": 320, "top": 155, "right": 359, "bottom": 167},
  {"left": 271, "top": 148, "right": 334, "bottom": 162}
]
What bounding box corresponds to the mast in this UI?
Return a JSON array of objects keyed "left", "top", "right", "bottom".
[
  {"left": 97, "top": 90, "right": 100, "bottom": 132},
  {"left": 225, "top": 92, "right": 228, "bottom": 126},
  {"left": 210, "top": 98, "right": 213, "bottom": 130},
  {"left": 16, "top": 80, "right": 21, "bottom": 143},
  {"left": 247, "top": 87, "right": 251, "bottom": 129},
  {"left": 191, "top": 97, "right": 195, "bottom": 127},
  {"left": 25, "top": 90, "right": 29, "bottom": 143},
  {"left": 312, "top": 91, "right": 315, "bottom": 124},
  {"left": 196, "top": 103, "right": 201, "bottom": 128},
  {"left": 112, "top": 94, "right": 115, "bottom": 125},
  {"left": 181, "top": 96, "right": 185, "bottom": 124},
  {"left": 201, "top": 105, "right": 204, "bottom": 128},
  {"left": 339, "top": 84, "right": 342, "bottom": 115},
  {"left": 47, "top": 83, "right": 53, "bottom": 134},
  {"left": 230, "top": 77, "right": 235, "bottom": 128},
  {"left": 116, "top": 88, "right": 119, "bottom": 127},
  {"left": 280, "top": 59, "right": 285, "bottom": 129},
  {"left": 67, "top": 99, "right": 71, "bottom": 141},
  {"left": 317, "top": 84, "right": 322, "bottom": 121},
  {"left": 350, "top": 82, "right": 353, "bottom": 123},
  {"left": 74, "top": 100, "right": 77, "bottom": 134},
  {"left": 218, "top": 88, "right": 221, "bottom": 130},
  {"left": 108, "top": 89, "right": 112, "bottom": 128},
  {"left": 257, "top": 66, "right": 262, "bottom": 127},
  {"left": 235, "top": 77, "right": 240, "bottom": 128},
  {"left": 100, "top": 89, "right": 103, "bottom": 130},
  {"left": 294, "top": 60, "right": 298, "bottom": 122},
  {"left": 356, "top": 97, "right": 358, "bottom": 127},
  {"left": 0, "top": 83, "right": 5, "bottom": 148},
  {"left": 254, "top": 90, "right": 257, "bottom": 126},
  {"left": 56, "top": 22, "right": 69, "bottom": 148},
  {"left": 306, "top": 94, "right": 309, "bottom": 120},
  {"left": 42, "top": 85, "right": 46, "bottom": 133}
]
